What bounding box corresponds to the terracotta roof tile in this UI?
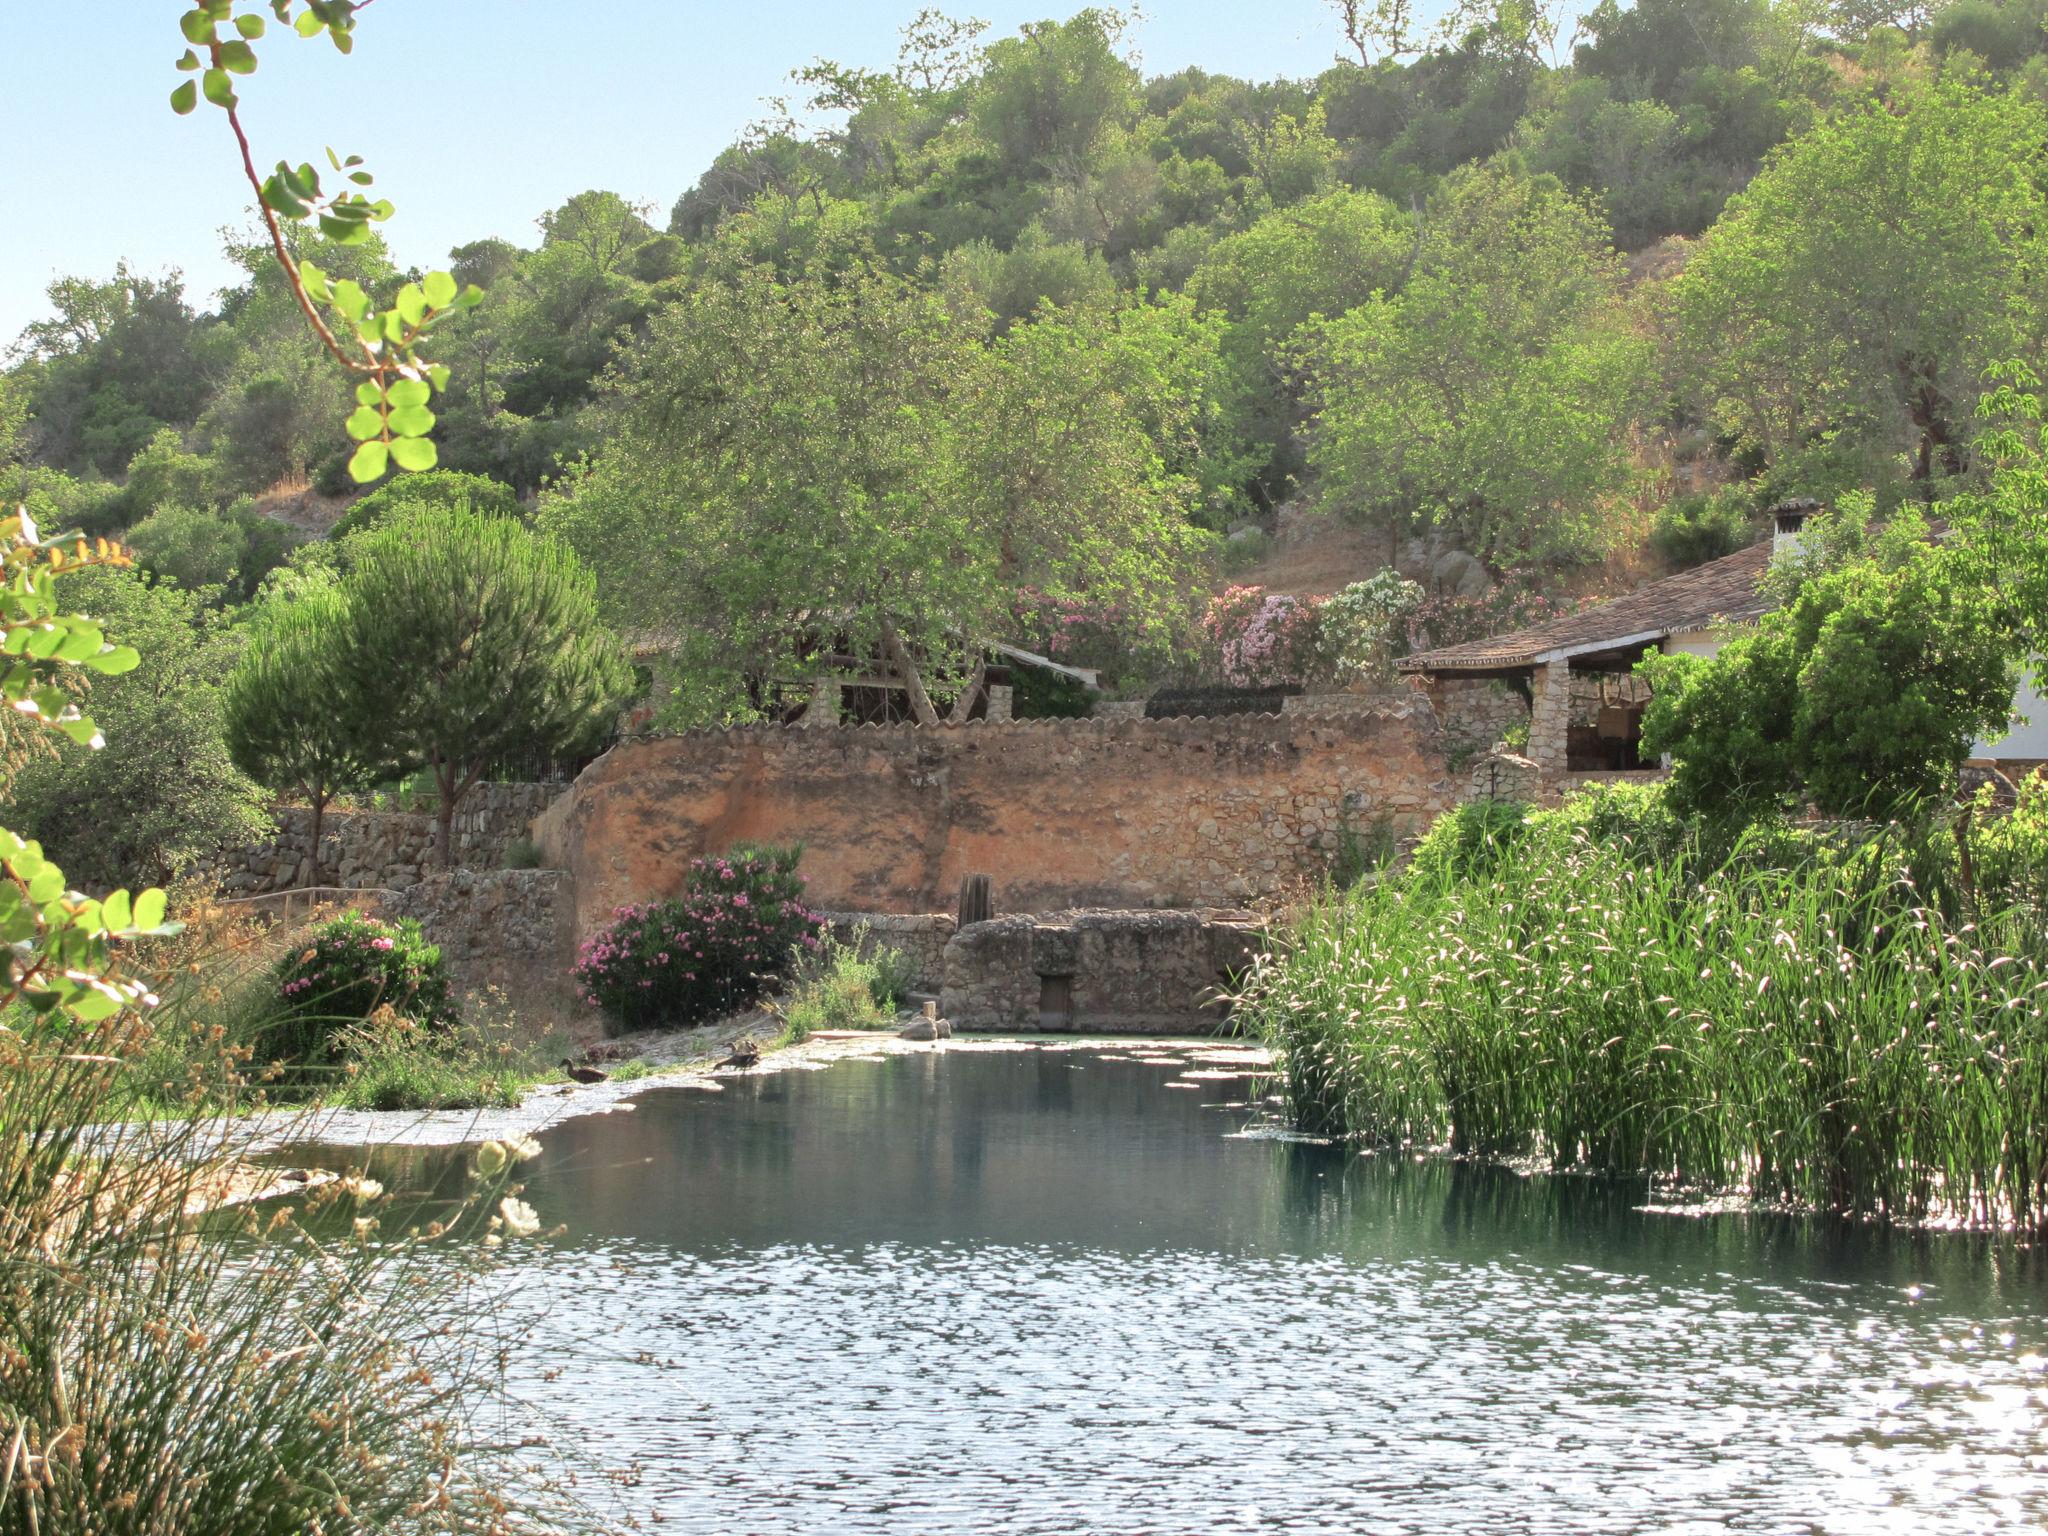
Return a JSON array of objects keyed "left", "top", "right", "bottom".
[{"left": 1399, "top": 540, "right": 1774, "bottom": 675}]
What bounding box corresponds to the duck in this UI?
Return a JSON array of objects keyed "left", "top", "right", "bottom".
[
  {"left": 560, "top": 1058, "right": 609, "bottom": 1085},
  {"left": 717, "top": 1037, "right": 761, "bottom": 1071}
]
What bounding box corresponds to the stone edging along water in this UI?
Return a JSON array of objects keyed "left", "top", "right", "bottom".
[{"left": 249, "top": 1032, "right": 1279, "bottom": 1155}]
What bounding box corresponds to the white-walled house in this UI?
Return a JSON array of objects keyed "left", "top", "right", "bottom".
[{"left": 1399, "top": 502, "right": 2048, "bottom": 778}]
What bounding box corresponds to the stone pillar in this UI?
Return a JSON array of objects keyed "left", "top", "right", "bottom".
[
  {"left": 803, "top": 676, "right": 841, "bottom": 729},
  {"left": 1527, "top": 660, "right": 1570, "bottom": 775},
  {"left": 985, "top": 684, "right": 1013, "bottom": 723}
]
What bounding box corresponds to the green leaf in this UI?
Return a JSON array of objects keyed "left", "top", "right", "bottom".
[
  {"left": 298, "top": 261, "right": 332, "bottom": 301},
  {"left": 26, "top": 866, "right": 62, "bottom": 905},
  {"left": 180, "top": 10, "right": 217, "bottom": 45},
  {"left": 219, "top": 39, "right": 257, "bottom": 73},
  {"left": 349, "top": 441, "right": 391, "bottom": 482},
  {"left": 236, "top": 12, "right": 267, "bottom": 38},
  {"left": 202, "top": 67, "right": 237, "bottom": 109},
  {"left": 355, "top": 380, "right": 384, "bottom": 406},
  {"left": 133, "top": 888, "right": 168, "bottom": 932},
  {"left": 345, "top": 405, "right": 385, "bottom": 442},
  {"left": 67, "top": 989, "right": 121, "bottom": 1024},
  {"left": 389, "top": 437, "right": 439, "bottom": 473},
  {"left": 386, "top": 378, "right": 431, "bottom": 409},
  {"left": 394, "top": 283, "right": 427, "bottom": 328},
  {"left": 296, "top": 8, "right": 324, "bottom": 36},
  {"left": 321, "top": 214, "right": 371, "bottom": 245},
  {"left": 171, "top": 80, "right": 198, "bottom": 115},
  {"left": 426, "top": 364, "right": 452, "bottom": 393},
  {"left": 176, "top": 49, "right": 202, "bottom": 71},
  {"left": 421, "top": 270, "right": 459, "bottom": 308},
  {"left": 455, "top": 285, "right": 486, "bottom": 311},
  {"left": 331, "top": 280, "right": 370, "bottom": 321},
  {"left": 101, "top": 889, "right": 132, "bottom": 932},
  {"left": 388, "top": 405, "right": 435, "bottom": 438}
]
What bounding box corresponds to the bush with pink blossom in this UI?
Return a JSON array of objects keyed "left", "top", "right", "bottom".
[
  {"left": 267, "top": 909, "right": 455, "bottom": 1064},
  {"left": 1202, "top": 585, "right": 1325, "bottom": 687},
  {"left": 574, "top": 843, "right": 823, "bottom": 1031}
]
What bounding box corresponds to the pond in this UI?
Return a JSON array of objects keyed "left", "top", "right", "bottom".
[{"left": 332, "top": 1045, "right": 2048, "bottom": 1534}]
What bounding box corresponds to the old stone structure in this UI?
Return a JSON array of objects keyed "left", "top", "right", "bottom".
[
  {"left": 380, "top": 868, "right": 578, "bottom": 1024},
  {"left": 940, "top": 909, "right": 1264, "bottom": 1033},
  {"left": 536, "top": 705, "right": 1456, "bottom": 939},
  {"left": 216, "top": 783, "right": 565, "bottom": 894},
  {"left": 819, "top": 911, "right": 958, "bottom": 994}
]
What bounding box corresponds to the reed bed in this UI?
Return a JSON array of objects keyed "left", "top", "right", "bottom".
[{"left": 1236, "top": 825, "right": 2048, "bottom": 1232}]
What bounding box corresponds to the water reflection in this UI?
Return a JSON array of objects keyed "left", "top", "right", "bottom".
[{"left": 323, "top": 1049, "right": 2048, "bottom": 1533}]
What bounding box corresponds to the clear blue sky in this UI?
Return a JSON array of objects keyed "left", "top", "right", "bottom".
[{"left": 2, "top": 1, "right": 1394, "bottom": 340}]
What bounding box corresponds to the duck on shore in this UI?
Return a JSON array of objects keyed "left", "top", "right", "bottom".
[{"left": 561, "top": 1058, "right": 609, "bottom": 1085}]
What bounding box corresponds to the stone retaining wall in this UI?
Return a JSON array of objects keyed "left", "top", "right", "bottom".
[
  {"left": 940, "top": 909, "right": 1265, "bottom": 1034},
  {"left": 539, "top": 707, "right": 1455, "bottom": 938},
  {"left": 379, "top": 868, "right": 577, "bottom": 1026},
  {"left": 217, "top": 783, "right": 565, "bottom": 895}
]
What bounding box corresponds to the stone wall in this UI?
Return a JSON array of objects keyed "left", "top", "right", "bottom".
[
  {"left": 1427, "top": 678, "right": 1530, "bottom": 760},
  {"left": 217, "top": 783, "right": 565, "bottom": 895},
  {"left": 537, "top": 706, "right": 1455, "bottom": 939},
  {"left": 940, "top": 909, "right": 1265, "bottom": 1034},
  {"left": 378, "top": 868, "right": 577, "bottom": 1025}
]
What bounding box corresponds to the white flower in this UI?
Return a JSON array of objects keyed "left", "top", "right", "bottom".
[
  {"left": 338, "top": 1175, "right": 383, "bottom": 1201},
  {"left": 474, "top": 1141, "right": 509, "bottom": 1179},
  {"left": 497, "top": 1197, "right": 541, "bottom": 1239},
  {"left": 507, "top": 1134, "right": 543, "bottom": 1163}
]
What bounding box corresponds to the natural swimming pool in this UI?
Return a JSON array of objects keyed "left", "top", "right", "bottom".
[{"left": 330, "top": 1043, "right": 2048, "bottom": 1534}]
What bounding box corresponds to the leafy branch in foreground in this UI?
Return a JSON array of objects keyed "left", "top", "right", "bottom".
[
  {"left": 0, "top": 509, "right": 177, "bottom": 1023},
  {"left": 169, "top": 0, "right": 483, "bottom": 482}
]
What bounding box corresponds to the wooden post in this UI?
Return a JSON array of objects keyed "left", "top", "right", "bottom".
[{"left": 957, "top": 873, "right": 993, "bottom": 928}]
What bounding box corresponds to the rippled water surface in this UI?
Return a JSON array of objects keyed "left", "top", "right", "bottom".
[{"left": 347, "top": 1047, "right": 2048, "bottom": 1534}]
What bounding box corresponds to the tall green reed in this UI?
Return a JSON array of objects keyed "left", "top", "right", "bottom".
[{"left": 1236, "top": 822, "right": 2048, "bottom": 1231}]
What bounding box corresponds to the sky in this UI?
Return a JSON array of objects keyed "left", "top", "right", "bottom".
[{"left": 1, "top": 1, "right": 1372, "bottom": 341}]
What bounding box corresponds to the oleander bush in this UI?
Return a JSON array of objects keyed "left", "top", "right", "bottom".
[
  {"left": 266, "top": 909, "right": 455, "bottom": 1065},
  {"left": 574, "top": 844, "right": 822, "bottom": 1031}
]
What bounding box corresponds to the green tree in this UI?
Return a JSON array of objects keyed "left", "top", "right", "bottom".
[
  {"left": 1640, "top": 509, "right": 2018, "bottom": 825},
  {"left": 1676, "top": 79, "right": 2048, "bottom": 497},
  {"left": 1301, "top": 164, "right": 1649, "bottom": 568},
  {"left": 223, "top": 585, "right": 390, "bottom": 884},
  {"left": 3, "top": 566, "right": 271, "bottom": 887},
  {"left": 547, "top": 252, "right": 1210, "bottom": 724},
  {"left": 339, "top": 507, "right": 630, "bottom": 864}
]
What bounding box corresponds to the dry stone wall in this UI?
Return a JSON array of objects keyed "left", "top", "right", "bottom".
[
  {"left": 216, "top": 783, "right": 565, "bottom": 894},
  {"left": 537, "top": 705, "right": 1456, "bottom": 939},
  {"left": 940, "top": 909, "right": 1264, "bottom": 1034},
  {"left": 379, "top": 868, "right": 578, "bottom": 1026}
]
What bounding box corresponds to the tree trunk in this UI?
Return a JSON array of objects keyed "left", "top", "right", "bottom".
[
  {"left": 433, "top": 758, "right": 458, "bottom": 869},
  {"left": 946, "top": 655, "right": 988, "bottom": 725},
  {"left": 878, "top": 616, "right": 940, "bottom": 726},
  {"left": 307, "top": 791, "right": 327, "bottom": 888}
]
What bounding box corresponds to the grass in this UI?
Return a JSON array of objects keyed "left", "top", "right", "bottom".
[
  {"left": 773, "top": 926, "right": 914, "bottom": 1042},
  {"left": 1, "top": 958, "right": 594, "bottom": 1532},
  {"left": 1235, "top": 814, "right": 2048, "bottom": 1232}
]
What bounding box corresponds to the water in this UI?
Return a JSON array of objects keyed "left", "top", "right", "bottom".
[{"left": 336, "top": 1047, "right": 2048, "bottom": 1534}]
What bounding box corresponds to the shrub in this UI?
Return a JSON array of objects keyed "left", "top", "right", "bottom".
[
  {"left": 1972, "top": 775, "right": 2048, "bottom": 907},
  {"left": 266, "top": 910, "right": 455, "bottom": 1065},
  {"left": 1319, "top": 571, "right": 1423, "bottom": 685},
  {"left": 574, "top": 844, "right": 822, "bottom": 1030},
  {"left": 1406, "top": 797, "right": 1534, "bottom": 886},
  {"left": 331, "top": 992, "right": 565, "bottom": 1111},
  {"left": 778, "top": 925, "right": 914, "bottom": 1039},
  {"left": 503, "top": 836, "right": 545, "bottom": 869},
  {"left": 1202, "top": 585, "right": 1323, "bottom": 687},
  {"left": 1649, "top": 490, "right": 1756, "bottom": 569},
  {"left": 327, "top": 468, "right": 523, "bottom": 541},
  {"left": 1010, "top": 662, "right": 1094, "bottom": 719}
]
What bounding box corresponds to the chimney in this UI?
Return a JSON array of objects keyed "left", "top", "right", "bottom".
[{"left": 1771, "top": 496, "right": 1820, "bottom": 561}]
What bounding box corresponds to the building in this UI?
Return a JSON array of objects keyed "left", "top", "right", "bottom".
[{"left": 1398, "top": 502, "right": 2048, "bottom": 778}]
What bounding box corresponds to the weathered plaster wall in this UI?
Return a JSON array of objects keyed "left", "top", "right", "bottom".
[
  {"left": 538, "top": 705, "right": 1454, "bottom": 940},
  {"left": 216, "top": 783, "right": 565, "bottom": 894}
]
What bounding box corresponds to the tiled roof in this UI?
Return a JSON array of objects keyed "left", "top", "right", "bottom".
[{"left": 1399, "top": 540, "right": 1775, "bottom": 675}]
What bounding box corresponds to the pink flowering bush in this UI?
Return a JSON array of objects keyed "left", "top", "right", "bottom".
[
  {"left": 268, "top": 910, "right": 455, "bottom": 1063},
  {"left": 575, "top": 843, "right": 823, "bottom": 1031},
  {"left": 1202, "top": 585, "right": 1325, "bottom": 687}
]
